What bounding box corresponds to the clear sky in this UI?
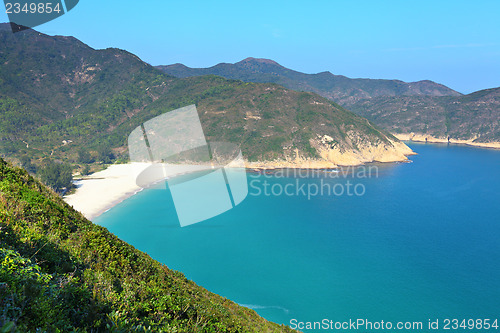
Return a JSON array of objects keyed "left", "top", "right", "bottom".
[{"left": 2, "top": 0, "right": 499, "bottom": 94}]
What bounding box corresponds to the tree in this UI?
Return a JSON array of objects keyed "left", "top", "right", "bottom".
[
  {"left": 20, "top": 155, "right": 37, "bottom": 174},
  {"left": 38, "top": 159, "right": 73, "bottom": 193},
  {"left": 81, "top": 164, "right": 91, "bottom": 176},
  {"left": 77, "top": 148, "right": 94, "bottom": 164},
  {"left": 97, "top": 144, "right": 114, "bottom": 164}
]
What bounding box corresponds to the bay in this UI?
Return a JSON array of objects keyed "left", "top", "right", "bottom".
[{"left": 95, "top": 143, "right": 500, "bottom": 331}]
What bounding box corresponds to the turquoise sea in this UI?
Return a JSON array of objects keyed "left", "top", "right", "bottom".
[{"left": 95, "top": 143, "right": 500, "bottom": 332}]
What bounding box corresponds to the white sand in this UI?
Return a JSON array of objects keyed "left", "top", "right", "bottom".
[
  {"left": 64, "top": 163, "right": 221, "bottom": 220},
  {"left": 64, "top": 163, "right": 150, "bottom": 220}
]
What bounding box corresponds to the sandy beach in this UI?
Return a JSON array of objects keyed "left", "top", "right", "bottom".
[
  {"left": 68, "top": 131, "right": 496, "bottom": 221},
  {"left": 63, "top": 160, "right": 342, "bottom": 220},
  {"left": 395, "top": 133, "right": 500, "bottom": 149},
  {"left": 64, "top": 163, "right": 227, "bottom": 220},
  {"left": 64, "top": 163, "right": 150, "bottom": 220}
]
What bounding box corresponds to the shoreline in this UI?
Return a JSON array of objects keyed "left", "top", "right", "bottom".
[
  {"left": 395, "top": 133, "right": 500, "bottom": 149},
  {"left": 64, "top": 159, "right": 410, "bottom": 221},
  {"left": 64, "top": 163, "right": 218, "bottom": 220},
  {"left": 64, "top": 139, "right": 416, "bottom": 220},
  {"left": 64, "top": 139, "right": 416, "bottom": 221}
]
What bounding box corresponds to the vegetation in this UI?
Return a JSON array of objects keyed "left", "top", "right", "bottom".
[
  {"left": 19, "top": 156, "right": 36, "bottom": 174},
  {"left": 348, "top": 89, "right": 500, "bottom": 142},
  {"left": 37, "top": 159, "right": 73, "bottom": 193},
  {"left": 97, "top": 144, "right": 114, "bottom": 164},
  {"left": 81, "top": 164, "right": 91, "bottom": 176},
  {"left": 0, "top": 158, "right": 296, "bottom": 332},
  {"left": 77, "top": 148, "right": 94, "bottom": 164}
]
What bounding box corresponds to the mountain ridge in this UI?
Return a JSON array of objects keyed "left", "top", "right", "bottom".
[
  {"left": 156, "top": 58, "right": 462, "bottom": 106},
  {"left": 157, "top": 58, "right": 499, "bottom": 144}
]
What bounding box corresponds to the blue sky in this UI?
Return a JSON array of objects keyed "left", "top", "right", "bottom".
[{"left": 2, "top": 0, "right": 499, "bottom": 93}]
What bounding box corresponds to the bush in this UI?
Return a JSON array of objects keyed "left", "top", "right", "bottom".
[{"left": 81, "top": 164, "right": 91, "bottom": 176}]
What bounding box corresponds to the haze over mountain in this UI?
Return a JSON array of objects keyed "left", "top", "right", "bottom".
[
  {"left": 158, "top": 58, "right": 499, "bottom": 144},
  {"left": 0, "top": 23, "right": 412, "bottom": 169},
  {"left": 157, "top": 57, "right": 462, "bottom": 105}
]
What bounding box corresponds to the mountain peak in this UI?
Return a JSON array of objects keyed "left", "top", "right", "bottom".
[{"left": 237, "top": 57, "right": 281, "bottom": 66}]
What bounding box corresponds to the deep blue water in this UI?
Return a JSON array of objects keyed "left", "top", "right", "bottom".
[{"left": 95, "top": 143, "right": 500, "bottom": 331}]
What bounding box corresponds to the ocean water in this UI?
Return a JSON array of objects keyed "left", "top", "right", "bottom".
[{"left": 95, "top": 143, "right": 500, "bottom": 331}]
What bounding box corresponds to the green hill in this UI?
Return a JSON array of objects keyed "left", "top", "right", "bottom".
[
  {"left": 157, "top": 58, "right": 499, "bottom": 144},
  {"left": 0, "top": 158, "right": 296, "bottom": 332},
  {"left": 348, "top": 87, "right": 500, "bottom": 142},
  {"left": 0, "top": 23, "right": 411, "bottom": 172},
  {"left": 0, "top": 23, "right": 170, "bottom": 162}
]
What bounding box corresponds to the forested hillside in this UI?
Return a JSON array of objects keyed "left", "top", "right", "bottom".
[{"left": 348, "top": 88, "right": 500, "bottom": 142}]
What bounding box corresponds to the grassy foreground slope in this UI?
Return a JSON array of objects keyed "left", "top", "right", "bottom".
[{"left": 0, "top": 158, "right": 296, "bottom": 333}]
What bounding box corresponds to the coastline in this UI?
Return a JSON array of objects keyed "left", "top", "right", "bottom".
[
  {"left": 395, "top": 133, "right": 500, "bottom": 149},
  {"left": 64, "top": 137, "right": 415, "bottom": 220},
  {"left": 247, "top": 139, "right": 415, "bottom": 169},
  {"left": 64, "top": 161, "right": 338, "bottom": 220},
  {"left": 63, "top": 136, "right": 496, "bottom": 221},
  {"left": 64, "top": 151, "right": 413, "bottom": 220}
]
